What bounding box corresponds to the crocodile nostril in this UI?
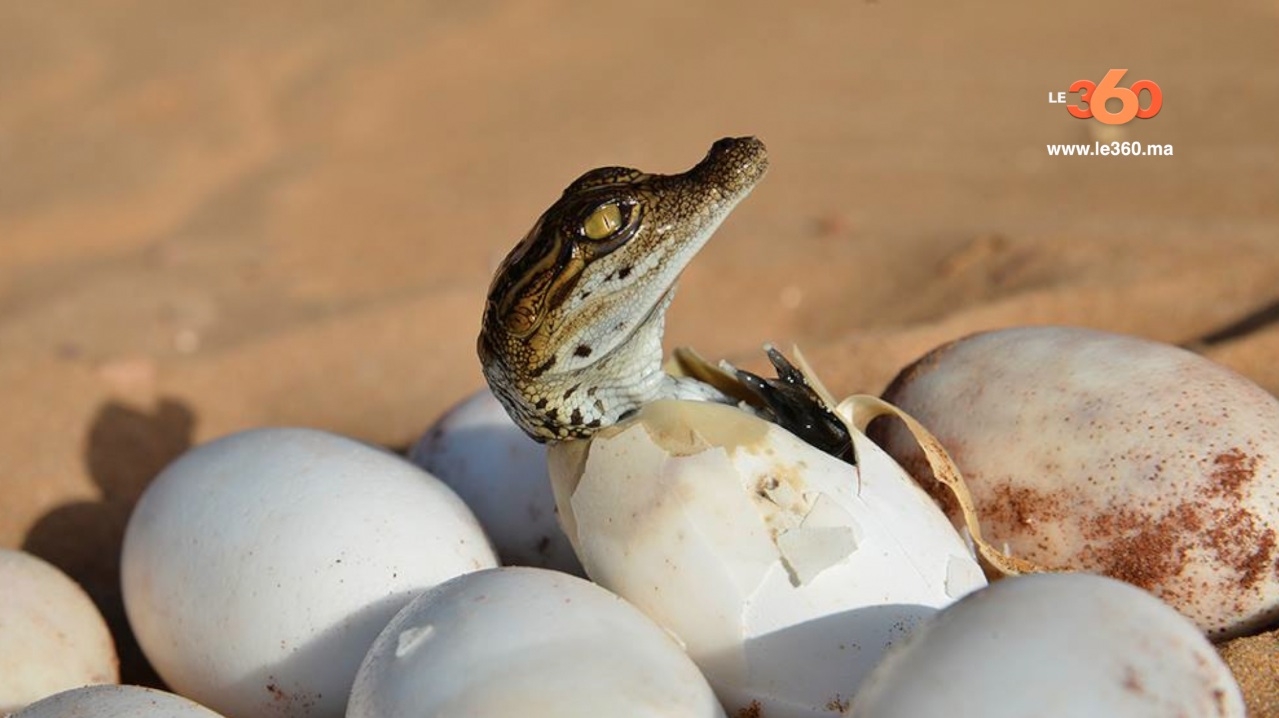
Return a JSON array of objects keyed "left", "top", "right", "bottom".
[{"left": 690, "top": 136, "right": 769, "bottom": 192}]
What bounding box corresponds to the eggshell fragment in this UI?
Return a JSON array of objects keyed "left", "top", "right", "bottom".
[
  {"left": 852, "top": 572, "right": 1245, "bottom": 717},
  {"left": 547, "top": 400, "right": 986, "bottom": 717},
  {"left": 0, "top": 549, "right": 118, "bottom": 714},
  {"left": 409, "top": 388, "right": 583, "bottom": 574},
  {"left": 12, "top": 685, "right": 226, "bottom": 718},
  {"left": 347, "top": 567, "right": 725, "bottom": 718},
  {"left": 121, "top": 427, "right": 498, "bottom": 718},
  {"left": 877, "top": 326, "right": 1279, "bottom": 637}
]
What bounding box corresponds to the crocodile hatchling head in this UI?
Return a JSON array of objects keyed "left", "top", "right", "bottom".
[{"left": 478, "top": 137, "right": 769, "bottom": 441}]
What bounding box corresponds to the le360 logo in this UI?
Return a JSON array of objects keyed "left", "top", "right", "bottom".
[{"left": 1048, "top": 69, "right": 1162, "bottom": 125}]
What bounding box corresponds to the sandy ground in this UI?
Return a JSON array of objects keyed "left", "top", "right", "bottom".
[{"left": 2, "top": 0, "right": 1277, "bottom": 699}]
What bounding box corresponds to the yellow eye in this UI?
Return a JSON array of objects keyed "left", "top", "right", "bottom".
[{"left": 582, "top": 203, "right": 624, "bottom": 240}]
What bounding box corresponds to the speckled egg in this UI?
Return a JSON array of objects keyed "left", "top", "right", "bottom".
[{"left": 876, "top": 326, "right": 1279, "bottom": 637}]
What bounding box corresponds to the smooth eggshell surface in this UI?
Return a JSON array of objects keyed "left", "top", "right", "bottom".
[
  {"left": 0, "top": 549, "right": 118, "bottom": 714},
  {"left": 878, "top": 326, "right": 1279, "bottom": 638},
  {"left": 347, "top": 567, "right": 725, "bottom": 718},
  {"left": 852, "top": 572, "right": 1245, "bottom": 717},
  {"left": 548, "top": 400, "right": 985, "bottom": 717},
  {"left": 121, "top": 427, "right": 497, "bottom": 718},
  {"left": 409, "top": 388, "right": 583, "bottom": 574},
  {"left": 13, "top": 685, "right": 226, "bottom": 718}
]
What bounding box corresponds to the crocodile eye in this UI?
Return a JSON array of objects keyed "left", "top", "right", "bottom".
[{"left": 581, "top": 202, "right": 625, "bottom": 240}]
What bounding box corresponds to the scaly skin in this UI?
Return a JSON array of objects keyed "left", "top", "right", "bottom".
[{"left": 478, "top": 137, "right": 768, "bottom": 442}]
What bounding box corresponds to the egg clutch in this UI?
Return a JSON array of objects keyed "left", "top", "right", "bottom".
[{"left": 4, "top": 326, "right": 1274, "bottom": 717}]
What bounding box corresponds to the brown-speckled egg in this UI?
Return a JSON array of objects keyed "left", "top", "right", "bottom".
[{"left": 874, "top": 326, "right": 1279, "bottom": 638}]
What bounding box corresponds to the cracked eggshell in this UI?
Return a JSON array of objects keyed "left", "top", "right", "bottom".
[
  {"left": 13, "top": 685, "right": 227, "bottom": 718},
  {"left": 0, "top": 549, "right": 118, "bottom": 714},
  {"left": 547, "top": 400, "right": 986, "bottom": 717},
  {"left": 121, "top": 427, "right": 498, "bottom": 718},
  {"left": 877, "top": 326, "right": 1279, "bottom": 638},
  {"left": 852, "top": 572, "right": 1245, "bottom": 717},
  {"left": 347, "top": 566, "right": 725, "bottom": 718},
  {"left": 409, "top": 388, "right": 583, "bottom": 575}
]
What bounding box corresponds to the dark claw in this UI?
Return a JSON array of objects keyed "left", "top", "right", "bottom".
[{"left": 735, "top": 347, "right": 856, "bottom": 465}]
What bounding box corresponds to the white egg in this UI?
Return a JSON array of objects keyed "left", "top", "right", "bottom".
[
  {"left": 0, "top": 549, "right": 118, "bottom": 713},
  {"left": 12, "top": 685, "right": 226, "bottom": 718},
  {"left": 547, "top": 400, "right": 986, "bottom": 717},
  {"left": 347, "top": 566, "right": 725, "bottom": 718},
  {"left": 409, "top": 388, "right": 583, "bottom": 575},
  {"left": 852, "top": 572, "right": 1245, "bottom": 717},
  {"left": 877, "top": 326, "right": 1279, "bottom": 637},
  {"left": 121, "top": 427, "right": 498, "bottom": 718}
]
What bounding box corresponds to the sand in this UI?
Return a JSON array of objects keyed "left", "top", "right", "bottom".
[{"left": 1, "top": 0, "right": 1276, "bottom": 705}]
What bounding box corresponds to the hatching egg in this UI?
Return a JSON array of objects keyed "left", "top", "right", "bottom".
[
  {"left": 12, "top": 685, "right": 226, "bottom": 718},
  {"left": 121, "top": 427, "right": 498, "bottom": 718},
  {"left": 876, "top": 326, "right": 1279, "bottom": 637},
  {"left": 547, "top": 399, "right": 986, "bottom": 717},
  {"left": 409, "top": 387, "right": 583, "bottom": 574},
  {"left": 347, "top": 566, "right": 725, "bottom": 718},
  {"left": 852, "top": 572, "right": 1245, "bottom": 717},
  {"left": 0, "top": 549, "right": 117, "bottom": 713}
]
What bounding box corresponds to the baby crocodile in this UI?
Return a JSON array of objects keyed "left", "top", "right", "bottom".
[{"left": 478, "top": 137, "right": 852, "bottom": 461}]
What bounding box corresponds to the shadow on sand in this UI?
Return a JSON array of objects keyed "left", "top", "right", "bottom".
[{"left": 23, "top": 397, "right": 197, "bottom": 686}]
